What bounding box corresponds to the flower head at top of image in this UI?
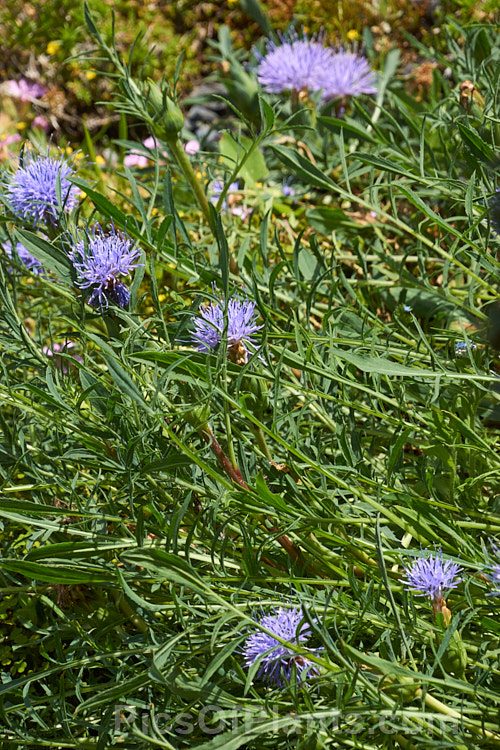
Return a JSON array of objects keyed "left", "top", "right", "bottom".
[
  {"left": 191, "top": 287, "right": 263, "bottom": 364},
  {"left": 6, "top": 149, "right": 79, "bottom": 226},
  {"left": 243, "top": 606, "right": 320, "bottom": 687},
  {"left": 69, "top": 225, "right": 142, "bottom": 310},
  {"left": 400, "top": 548, "right": 463, "bottom": 601},
  {"left": 255, "top": 30, "right": 377, "bottom": 102}
]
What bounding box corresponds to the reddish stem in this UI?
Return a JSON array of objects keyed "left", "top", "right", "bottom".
[{"left": 202, "top": 426, "right": 308, "bottom": 569}]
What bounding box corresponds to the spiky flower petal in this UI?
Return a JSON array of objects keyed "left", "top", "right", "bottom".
[
  {"left": 69, "top": 225, "right": 141, "bottom": 309},
  {"left": 192, "top": 289, "right": 263, "bottom": 363},
  {"left": 255, "top": 32, "right": 376, "bottom": 101},
  {"left": 7, "top": 151, "right": 79, "bottom": 226},
  {"left": 322, "top": 49, "right": 378, "bottom": 99},
  {"left": 401, "top": 549, "right": 463, "bottom": 599},
  {"left": 243, "top": 606, "right": 319, "bottom": 687}
]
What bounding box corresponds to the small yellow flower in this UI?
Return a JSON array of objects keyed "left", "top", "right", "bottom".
[
  {"left": 65, "top": 146, "right": 73, "bottom": 155},
  {"left": 347, "top": 29, "right": 360, "bottom": 41},
  {"left": 85, "top": 70, "right": 97, "bottom": 81},
  {"left": 95, "top": 154, "right": 106, "bottom": 166},
  {"left": 15, "top": 122, "right": 27, "bottom": 130},
  {"left": 73, "top": 152, "right": 84, "bottom": 161},
  {"left": 46, "top": 41, "right": 61, "bottom": 55}
]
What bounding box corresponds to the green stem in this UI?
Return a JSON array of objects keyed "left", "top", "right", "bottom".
[
  {"left": 421, "top": 691, "right": 500, "bottom": 743},
  {"left": 166, "top": 136, "right": 214, "bottom": 231},
  {"left": 224, "top": 400, "right": 238, "bottom": 470},
  {"left": 252, "top": 424, "right": 272, "bottom": 460}
]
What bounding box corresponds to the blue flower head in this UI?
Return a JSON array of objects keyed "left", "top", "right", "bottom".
[
  {"left": 192, "top": 287, "right": 263, "bottom": 364},
  {"left": 6, "top": 150, "right": 79, "bottom": 226},
  {"left": 401, "top": 549, "right": 463, "bottom": 600},
  {"left": 243, "top": 606, "right": 319, "bottom": 687},
  {"left": 69, "top": 225, "right": 141, "bottom": 309},
  {"left": 255, "top": 31, "right": 377, "bottom": 102},
  {"left": 3, "top": 241, "right": 43, "bottom": 275}
]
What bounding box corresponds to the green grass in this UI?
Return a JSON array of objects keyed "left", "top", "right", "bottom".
[{"left": 0, "top": 1, "right": 499, "bottom": 748}]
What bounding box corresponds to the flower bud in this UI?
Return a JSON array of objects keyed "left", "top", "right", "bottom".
[
  {"left": 243, "top": 375, "right": 268, "bottom": 419},
  {"left": 380, "top": 672, "right": 421, "bottom": 703},
  {"left": 146, "top": 79, "right": 184, "bottom": 138},
  {"left": 183, "top": 402, "right": 210, "bottom": 432},
  {"left": 459, "top": 80, "right": 485, "bottom": 122}
]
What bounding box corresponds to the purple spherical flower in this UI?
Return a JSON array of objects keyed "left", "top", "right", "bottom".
[
  {"left": 322, "top": 49, "right": 377, "bottom": 99},
  {"left": 7, "top": 151, "right": 79, "bottom": 226},
  {"left": 3, "top": 241, "right": 44, "bottom": 275},
  {"left": 243, "top": 606, "right": 319, "bottom": 687},
  {"left": 69, "top": 225, "right": 141, "bottom": 309},
  {"left": 256, "top": 32, "right": 334, "bottom": 98},
  {"left": 255, "top": 31, "right": 376, "bottom": 101},
  {"left": 401, "top": 549, "right": 463, "bottom": 600},
  {"left": 192, "top": 288, "right": 263, "bottom": 363}
]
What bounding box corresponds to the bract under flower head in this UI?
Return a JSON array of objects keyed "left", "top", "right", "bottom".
[
  {"left": 192, "top": 288, "right": 263, "bottom": 363},
  {"left": 243, "top": 606, "right": 319, "bottom": 687},
  {"left": 69, "top": 225, "right": 141, "bottom": 309},
  {"left": 3, "top": 241, "right": 43, "bottom": 275},
  {"left": 255, "top": 31, "right": 376, "bottom": 102},
  {"left": 7, "top": 150, "right": 79, "bottom": 226},
  {"left": 401, "top": 549, "right": 463, "bottom": 600}
]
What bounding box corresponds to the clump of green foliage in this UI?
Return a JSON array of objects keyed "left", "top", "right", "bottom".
[{"left": 0, "top": 1, "right": 499, "bottom": 748}]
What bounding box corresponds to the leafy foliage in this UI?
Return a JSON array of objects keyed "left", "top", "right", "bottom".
[{"left": 0, "top": 2, "right": 500, "bottom": 749}]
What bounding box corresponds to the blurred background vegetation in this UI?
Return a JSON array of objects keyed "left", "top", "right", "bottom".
[{"left": 0, "top": 0, "right": 495, "bottom": 146}]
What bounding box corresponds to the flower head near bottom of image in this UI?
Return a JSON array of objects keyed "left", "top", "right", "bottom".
[
  {"left": 243, "top": 606, "right": 320, "bottom": 688},
  {"left": 68, "top": 225, "right": 142, "bottom": 310},
  {"left": 191, "top": 287, "right": 263, "bottom": 364},
  {"left": 254, "top": 30, "right": 377, "bottom": 102},
  {"left": 4, "top": 149, "right": 79, "bottom": 226},
  {"left": 400, "top": 549, "right": 463, "bottom": 620},
  {"left": 2, "top": 241, "right": 44, "bottom": 275}
]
